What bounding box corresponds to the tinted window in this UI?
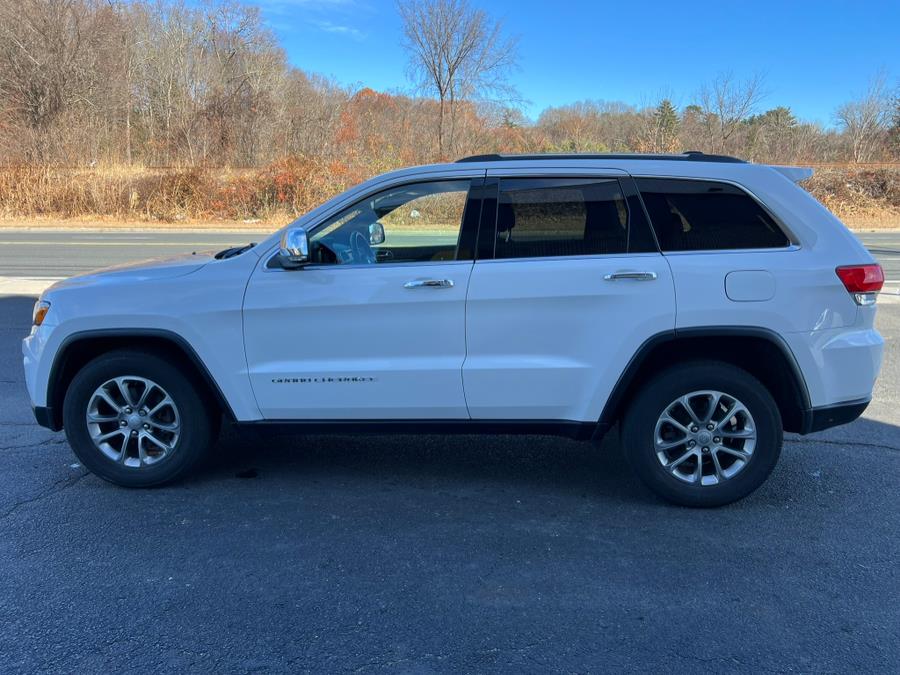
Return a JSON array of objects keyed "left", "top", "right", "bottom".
[
  {"left": 636, "top": 178, "right": 789, "bottom": 251},
  {"left": 495, "top": 178, "right": 629, "bottom": 259},
  {"left": 310, "top": 180, "right": 471, "bottom": 265}
]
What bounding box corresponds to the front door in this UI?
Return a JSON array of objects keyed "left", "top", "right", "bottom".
[{"left": 243, "top": 178, "right": 479, "bottom": 419}]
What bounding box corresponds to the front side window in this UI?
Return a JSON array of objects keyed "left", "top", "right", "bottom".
[
  {"left": 494, "top": 178, "right": 629, "bottom": 259},
  {"left": 310, "top": 180, "right": 471, "bottom": 265},
  {"left": 635, "top": 178, "right": 790, "bottom": 251}
]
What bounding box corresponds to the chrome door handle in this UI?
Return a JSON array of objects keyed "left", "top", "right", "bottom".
[
  {"left": 403, "top": 278, "right": 454, "bottom": 289},
  {"left": 603, "top": 271, "right": 658, "bottom": 281}
]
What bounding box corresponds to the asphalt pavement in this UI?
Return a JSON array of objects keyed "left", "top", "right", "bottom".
[
  {"left": 1, "top": 277, "right": 899, "bottom": 669},
  {"left": 0, "top": 228, "right": 899, "bottom": 279}
]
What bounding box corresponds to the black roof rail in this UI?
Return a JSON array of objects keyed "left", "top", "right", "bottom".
[{"left": 455, "top": 151, "right": 746, "bottom": 164}]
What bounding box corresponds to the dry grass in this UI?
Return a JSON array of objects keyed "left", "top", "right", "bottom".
[
  {"left": 834, "top": 209, "right": 900, "bottom": 231},
  {"left": 0, "top": 158, "right": 366, "bottom": 224},
  {"left": 803, "top": 166, "right": 900, "bottom": 230},
  {"left": 0, "top": 162, "right": 897, "bottom": 231}
]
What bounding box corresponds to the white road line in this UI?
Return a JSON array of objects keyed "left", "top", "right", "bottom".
[
  {"left": 0, "top": 240, "right": 226, "bottom": 247},
  {"left": 80, "top": 235, "right": 154, "bottom": 241}
]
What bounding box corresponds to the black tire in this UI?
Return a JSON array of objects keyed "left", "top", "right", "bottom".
[
  {"left": 621, "top": 360, "right": 782, "bottom": 507},
  {"left": 62, "top": 349, "right": 216, "bottom": 487}
]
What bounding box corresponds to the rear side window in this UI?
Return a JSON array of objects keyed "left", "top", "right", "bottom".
[
  {"left": 494, "top": 178, "right": 629, "bottom": 259},
  {"left": 636, "top": 178, "right": 790, "bottom": 251}
]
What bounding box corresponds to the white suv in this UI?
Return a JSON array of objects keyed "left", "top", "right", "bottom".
[{"left": 23, "top": 153, "right": 885, "bottom": 506}]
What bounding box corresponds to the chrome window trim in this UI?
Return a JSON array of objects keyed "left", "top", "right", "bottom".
[
  {"left": 290, "top": 259, "right": 473, "bottom": 272},
  {"left": 472, "top": 251, "right": 665, "bottom": 265},
  {"left": 469, "top": 246, "right": 800, "bottom": 265},
  {"left": 660, "top": 244, "right": 802, "bottom": 256},
  {"left": 263, "top": 252, "right": 475, "bottom": 274}
]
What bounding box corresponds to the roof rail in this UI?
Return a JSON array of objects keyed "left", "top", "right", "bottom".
[{"left": 455, "top": 151, "right": 746, "bottom": 164}]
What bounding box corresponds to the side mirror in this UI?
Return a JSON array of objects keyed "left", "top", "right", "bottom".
[
  {"left": 278, "top": 228, "right": 310, "bottom": 269},
  {"left": 369, "top": 221, "right": 385, "bottom": 246}
]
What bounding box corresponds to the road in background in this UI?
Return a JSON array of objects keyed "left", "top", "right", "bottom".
[
  {"left": 0, "top": 230, "right": 269, "bottom": 277},
  {"left": 0, "top": 229, "right": 898, "bottom": 279},
  {"left": 861, "top": 231, "right": 900, "bottom": 278}
]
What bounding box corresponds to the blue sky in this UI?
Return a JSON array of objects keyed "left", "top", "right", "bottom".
[{"left": 252, "top": 0, "right": 899, "bottom": 126}]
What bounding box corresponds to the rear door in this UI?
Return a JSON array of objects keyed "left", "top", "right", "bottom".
[{"left": 462, "top": 168, "right": 676, "bottom": 422}]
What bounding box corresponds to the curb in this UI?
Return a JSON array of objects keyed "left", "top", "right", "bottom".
[{"left": 0, "top": 277, "right": 63, "bottom": 297}]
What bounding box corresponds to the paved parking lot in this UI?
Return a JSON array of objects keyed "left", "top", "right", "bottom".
[{"left": 1, "top": 295, "right": 899, "bottom": 671}]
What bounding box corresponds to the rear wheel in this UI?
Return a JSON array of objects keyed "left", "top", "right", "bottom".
[
  {"left": 622, "top": 361, "right": 782, "bottom": 507},
  {"left": 63, "top": 350, "right": 216, "bottom": 487}
]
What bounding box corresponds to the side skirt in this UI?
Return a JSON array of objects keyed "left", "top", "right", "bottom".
[{"left": 234, "top": 419, "right": 599, "bottom": 441}]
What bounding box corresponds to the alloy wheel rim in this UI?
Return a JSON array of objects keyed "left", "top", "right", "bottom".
[
  {"left": 654, "top": 390, "right": 756, "bottom": 486},
  {"left": 86, "top": 376, "right": 181, "bottom": 468}
]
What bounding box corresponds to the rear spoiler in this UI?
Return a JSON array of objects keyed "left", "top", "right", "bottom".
[{"left": 770, "top": 165, "right": 814, "bottom": 183}]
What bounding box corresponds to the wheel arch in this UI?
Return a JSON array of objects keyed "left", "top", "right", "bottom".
[
  {"left": 596, "top": 327, "right": 812, "bottom": 438},
  {"left": 45, "top": 329, "right": 235, "bottom": 431}
]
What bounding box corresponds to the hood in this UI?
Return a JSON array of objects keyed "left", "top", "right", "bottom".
[{"left": 44, "top": 250, "right": 215, "bottom": 294}]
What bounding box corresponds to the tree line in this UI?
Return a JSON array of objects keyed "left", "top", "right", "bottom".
[{"left": 0, "top": 0, "right": 898, "bottom": 171}]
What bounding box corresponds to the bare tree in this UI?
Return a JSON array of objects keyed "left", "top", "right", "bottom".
[
  {"left": 397, "top": 0, "right": 518, "bottom": 158},
  {"left": 836, "top": 73, "right": 893, "bottom": 162},
  {"left": 537, "top": 100, "right": 642, "bottom": 153},
  {"left": 0, "top": 0, "right": 122, "bottom": 162},
  {"left": 0, "top": 0, "right": 891, "bottom": 184},
  {"left": 698, "top": 72, "right": 765, "bottom": 154},
  {"left": 891, "top": 92, "right": 900, "bottom": 158}
]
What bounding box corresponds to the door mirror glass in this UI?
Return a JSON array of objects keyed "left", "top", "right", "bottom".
[
  {"left": 278, "top": 228, "right": 310, "bottom": 269},
  {"left": 368, "top": 221, "right": 386, "bottom": 245}
]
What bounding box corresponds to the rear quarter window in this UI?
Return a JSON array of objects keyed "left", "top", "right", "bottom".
[{"left": 635, "top": 178, "right": 790, "bottom": 251}]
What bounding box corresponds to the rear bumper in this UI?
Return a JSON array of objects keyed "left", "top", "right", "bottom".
[
  {"left": 784, "top": 327, "right": 882, "bottom": 408},
  {"left": 800, "top": 398, "right": 869, "bottom": 435}
]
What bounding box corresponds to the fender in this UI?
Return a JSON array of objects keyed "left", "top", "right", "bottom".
[
  {"left": 594, "top": 326, "right": 813, "bottom": 440},
  {"left": 42, "top": 328, "right": 237, "bottom": 431}
]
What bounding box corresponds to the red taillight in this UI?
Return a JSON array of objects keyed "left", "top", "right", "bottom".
[
  {"left": 836, "top": 264, "right": 884, "bottom": 306},
  {"left": 836, "top": 264, "right": 884, "bottom": 293}
]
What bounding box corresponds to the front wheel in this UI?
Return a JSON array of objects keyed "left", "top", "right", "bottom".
[
  {"left": 63, "top": 350, "right": 216, "bottom": 487},
  {"left": 621, "top": 361, "right": 782, "bottom": 507}
]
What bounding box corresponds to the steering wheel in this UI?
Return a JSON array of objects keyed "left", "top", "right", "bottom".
[{"left": 349, "top": 230, "right": 376, "bottom": 265}]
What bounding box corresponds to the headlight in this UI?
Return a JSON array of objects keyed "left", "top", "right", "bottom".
[{"left": 32, "top": 300, "right": 51, "bottom": 326}]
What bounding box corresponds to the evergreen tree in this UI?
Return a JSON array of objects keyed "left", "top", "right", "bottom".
[
  {"left": 755, "top": 106, "right": 797, "bottom": 129},
  {"left": 653, "top": 99, "right": 680, "bottom": 152}
]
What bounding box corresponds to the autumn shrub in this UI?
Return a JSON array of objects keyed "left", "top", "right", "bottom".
[
  {"left": 804, "top": 167, "right": 900, "bottom": 228},
  {"left": 251, "top": 156, "right": 367, "bottom": 216}
]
